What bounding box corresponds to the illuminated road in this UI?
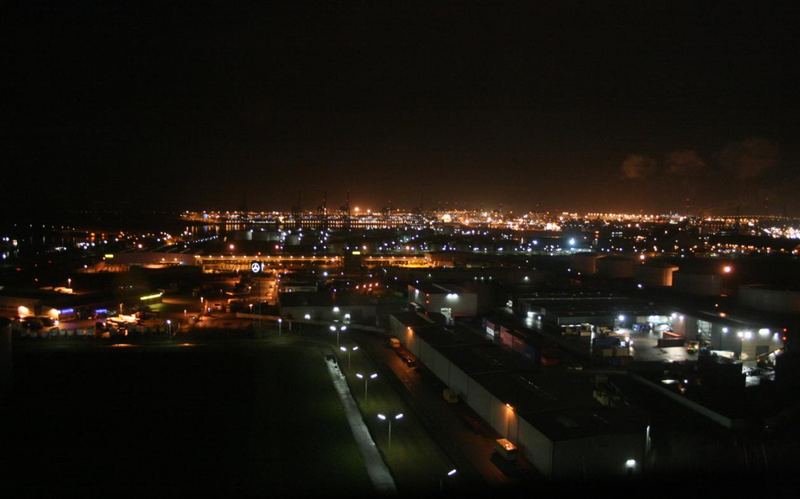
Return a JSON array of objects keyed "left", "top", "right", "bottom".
[
  {"left": 352, "top": 330, "right": 535, "bottom": 487},
  {"left": 324, "top": 354, "right": 397, "bottom": 494}
]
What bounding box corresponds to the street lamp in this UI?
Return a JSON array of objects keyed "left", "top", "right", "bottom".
[
  {"left": 440, "top": 468, "right": 457, "bottom": 492},
  {"left": 166, "top": 319, "right": 172, "bottom": 337},
  {"left": 278, "top": 318, "right": 283, "bottom": 336},
  {"left": 377, "top": 412, "right": 403, "bottom": 450},
  {"left": 505, "top": 403, "right": 514, "bottom": 439},
  {"left": 330, "top": 324, "right": 347, "bottom": 346},
  {"left": 67, "top": 277, "right": 71, "bottom": 289},
  {"left": 339, "top": 345, "right": 358, "bottom": 370},
  {"left": 355, "top": 372, "right": 378, "bottom": 402}
]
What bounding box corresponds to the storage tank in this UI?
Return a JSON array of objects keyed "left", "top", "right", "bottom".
[
  {"left": 572, "top": 253, "right": 602, "bottom": 275},
  {"left": 596, "top": 256, "right": 635, "bottom": 279},
  {"left": 672, "top": 272, "right": 722, "bottom": 296},
  {"left": 636, "top": 264, "right": 679, "bottom": 287}
]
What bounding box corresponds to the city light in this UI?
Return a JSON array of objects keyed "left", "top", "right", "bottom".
[{"left": 7, "top": 7, "right": 799, "bottom": 491}]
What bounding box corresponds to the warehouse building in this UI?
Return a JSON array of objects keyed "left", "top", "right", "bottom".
[
  {"left": 389, "top": 313, "right": 646, "bottom": 479},
  {"left": 408, "top": 282, "right": 478, "bottom": 321}
]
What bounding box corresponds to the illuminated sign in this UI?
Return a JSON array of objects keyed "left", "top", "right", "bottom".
[{"left": 251, "top": 261, "right": 266, "bottom": 274}]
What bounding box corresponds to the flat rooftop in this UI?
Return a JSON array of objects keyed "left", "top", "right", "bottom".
[
  {"left": 398, "top": 313, "right": 645, "bottom": 440},
  {"left": 279, "top": 291, "right": 375, "bottom": 307},
  {"left": 409, "top": 282, "right": 468, "bottom": 295}
]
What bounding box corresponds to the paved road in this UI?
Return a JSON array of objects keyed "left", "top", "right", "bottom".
[
  {"left": 324, "top": 352, "right": 397, "bottom": 494},
  {"left": 353, "top": 330, "right": 532, "bottom": 487}
]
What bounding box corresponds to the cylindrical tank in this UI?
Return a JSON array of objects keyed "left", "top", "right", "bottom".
[
  {"left": 636, "top": 264, "right": 679, "bottom": 287},
  {"left": 596, "top": 256, "right": 635, "bottom": 279},
  {"left": 572, "top": 253, "right": 602, "bottom": 274},
  {"left": 672, "top": 272, "right": 722, "bottom": 296}
]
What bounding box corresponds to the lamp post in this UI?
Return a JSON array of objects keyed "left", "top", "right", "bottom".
[
  {"left": 377, "top": 413, "right": 403, "bottom": 450},
  {"left": 505, "top": 403, "right": 514, "bottom": 439},
  {"left": 330, "top": 324, "right": 347, "bottom": 346},
  {"left": 355, "top": 372, "right": 378, "bottom": 402},
  {"left": 67, "top": 277, "right": 71, "bottom": 289},
  {"left": 278, "top": 318, "right": 283, "bottom": 336},
  {"left": 166, "top": 319, "right": 172, "bottom": 337},
  {"left": 440, "top": 468, "right": 457, "bottom": 492},
  {"left": 339, "top": 345, "right": 358, "bottom": 370}
]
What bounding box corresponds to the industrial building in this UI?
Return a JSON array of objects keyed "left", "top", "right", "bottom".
[
  {"left": 738, "top": 285, "right": 800, "bottom": 315},
  {"left": 407, "top": 282, "right": 478, "bottom": 321},
  {"left": 509, "top": 291, "right": 786, "bottom": 371},
  {"left": 389, "top": 313, "right": 646, "bottom": 479},
  {"left": 279, "top": 291, "right": 377, "bottom": 323},
  {"left": 0, "top": 288, "right": 118, "bottom": 321}
]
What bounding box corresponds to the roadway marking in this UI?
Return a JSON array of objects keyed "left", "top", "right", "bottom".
[{"left": 324, "top": 354, "right": 397, "bottom": 494}]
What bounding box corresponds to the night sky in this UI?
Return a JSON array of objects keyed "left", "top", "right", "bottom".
[{"left": 5, "top": 1, "right": 800, "bottom": 215}]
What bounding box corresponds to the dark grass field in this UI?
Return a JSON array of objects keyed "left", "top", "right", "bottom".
[{"left": 0, "top": 339, "right": 372, "bottom": 496}]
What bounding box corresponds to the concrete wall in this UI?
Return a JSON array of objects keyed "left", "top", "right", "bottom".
[{"left": 517, "top": 418, "right": 554, "bottom": 476}]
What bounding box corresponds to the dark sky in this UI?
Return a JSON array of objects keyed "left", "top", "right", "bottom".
[{"left": 4, "top": 1, "right": 800, "bottom": 215}]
